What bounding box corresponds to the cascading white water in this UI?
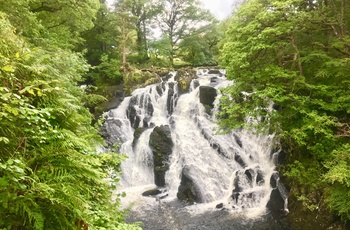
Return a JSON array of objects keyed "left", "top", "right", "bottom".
[{"left": 103, "top": 69, "right": 288, "bottom": 229}]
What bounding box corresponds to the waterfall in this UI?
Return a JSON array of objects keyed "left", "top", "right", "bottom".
[{"left": 103, "top": 69, "right": 288, "bottom": 229}]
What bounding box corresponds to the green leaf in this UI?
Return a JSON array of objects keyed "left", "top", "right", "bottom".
[
  {"left": 1, "top": 65, "right": 14, "bottom": 72},
  {"left": 0, "top": 137, "right": 9, "bottom": 143}
]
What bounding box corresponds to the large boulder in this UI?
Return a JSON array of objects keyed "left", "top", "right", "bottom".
[
  {"left": 266, "top": 172, "right": 289, "bottom": 219},
  {"left": 266, "top": 188, "right": 287, "bottom": 219},
  {"left": 199, "top": 86, "right": 217, "bottom": 111},
  {"left": 177, "top": 167, "right": 202, "bottom": 204},
  {"left": 149, "top": 125, "right": 173, "bottom": 186}
]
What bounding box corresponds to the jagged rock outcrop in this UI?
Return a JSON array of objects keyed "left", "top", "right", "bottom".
[
  {"left": 101, "top": 118, "right": 130, "bottom": 147},
  {"left": 166, "top": 82, "right": 177, "bottom": 115},
  {"left": 267, "top": 172, "right": 289, "bottom": 219},
  {"left": 199, "top": 86, "right": 217, "bottom": 113},
  {"left": 126, "top": 94, "right": 154, "bottom": 129},
  {"left": 177, "top": 167, "right": 202, "bottom": 204},
  {"left": 149, "top": 125, "right": 173, "bottom": 187}
]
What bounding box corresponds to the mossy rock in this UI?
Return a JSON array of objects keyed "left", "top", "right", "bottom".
[
  {"left": 123, "top": 66, "right": 163, "bottom": 95},
  {"left": 174, "top": 68, "right": 198, "bottom": 94}
]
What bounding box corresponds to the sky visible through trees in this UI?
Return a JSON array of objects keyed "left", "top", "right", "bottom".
[{"left": 108, "top": 0, "right": 235, "bottom": 20}]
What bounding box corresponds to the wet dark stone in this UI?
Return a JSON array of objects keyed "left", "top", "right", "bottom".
[
  {"left": 232, "top": 192, "right": 240, "bottom": 203},
  {"left": 102, "top": 119, "right": 128, "bottom": 146},
  {"left": 193, "top": 79, "right": 200, "bottom": 89},
  {"left": 126, "top": 97, "right": 140, "bottom": 129},
  {"left": 143, "top": 116, "right": 151, "bottom": 127},
  {"left": 266, "top": 188, "right": 287, "bottom": 219},
  {"left": 244, "top": 169, "right": 253, "bottom": 183},
  {"left": 233, "top": 133, "right": 243, "bottom": 148},
  {"left": 177, "top": 167, "right": 202, "bottom": 204},
  {"left": 201, "top": 128, "right": 211, "bottom": 141},
  {"left": 167, "top": 82, "right": 177, "bottom": 115},
  {"left": 232, "top": 176, "right": 244, "bottom": 202},
  {"left": 270, "top": 172, "right": 279, "bottom": 189},
  {"left": 256, "top": 169, "right": 264, "bottom": 185},
  {"left": 272, "top": 103, "right": 280, "bottom": 111},
  {"left": 126, "top": 94, "right": 154, "bottom": 129},
  {"left": 142, "top": 189, "right": 162, "bottom": 197},
  {"left": 149, "top": 125, "right": 173, "bottom": 187},
  {"left": 169, "top": 116, "right": 176, "bottom": 129},
  {"left": 208, "top": 139, "right": 230, "bottom": 159},
  {"left": 277, "top": 148, "right": 287, "bottom": 165},
  {"left": 210, "top": 77, "right": 219, "bottom": 86},
  {"left": 234, "top": 154, "right": 247, "bottom": 168},
  {"left": 208, "top": 69, "right": 222, "bottom": 75},
  {"left": 159, "top": 193, "right": 169, "bottom": 199},
  {"left": 232, "top": 183, "right": 243, "bottom": 193},
  {"left": 199, "top": 86, "right": 217, "bottom": 110},
  {"left": 145, "top": 96, "right": 154, "bottom": 116},
  {"left": 156, "top": 85, "right": 163, "bottom": 95},
  {"left": 211, "top": 143, "right": 220, "bottom": 150}
]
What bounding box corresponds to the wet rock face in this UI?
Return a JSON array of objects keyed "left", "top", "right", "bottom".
[
  {"left": 177, "top": 167, "right": 202, "bottom": 204},
  {"left": 270, "top": 172, "right": 279, "bottom": 189},
  {"left": 149, "top": 125, "right": 173, "bottom": 186},
  {"left": 101, "top": 119, "right": 129, "bottom": 147},
  {"left": 266, "top": 188, "right": 287, "bottom": 219},
  {"left": 266, "top": 171, "right": 289, "bottom": 220},
  {"left": 127, "top": 96, "right": 141, "bottom": 129},
  {"left": 127, "top": 94, "right": 154, "bottom": 129},
  {"left": 199, "top": 86, "right": 217, "bottom": 110},
  {"left": 167, "top": 82, "right": 177, "bottom": 115}
]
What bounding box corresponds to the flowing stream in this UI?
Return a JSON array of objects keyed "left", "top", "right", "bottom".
[{"left": 103, "top": 69, "right": 289, "bottom": 229}]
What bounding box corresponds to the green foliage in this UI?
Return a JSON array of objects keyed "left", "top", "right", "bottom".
[
  {"left": 90, "top": 54, "right": 123, "bottom": 85},
  {"left": 323, "top": 144, "right": 350, "bottom": 221},
  {"left": 157, "top": 0, "right": 216, "bottom": 66},
  {"left": 0, "top": 4, "right": 139, "bottom": 229},
  {"left": 220, "top": 0, "right": 350, "bottom": 222},
  {"left": 81, "top": 1, "right": 122, "bottom": 66},
  {"left": 179, "top": 24, "right": 222, "bottom": 66},
  {"left": 148, "top": 37, "right": 173, "bottom": 67},
  {"left": 115, "top": 0, "right": 162, "bottom": 63},
  {"left": 122, "top": 65, "right": 161, "bottom": 95}
]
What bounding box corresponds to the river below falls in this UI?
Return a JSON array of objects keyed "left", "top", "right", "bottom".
[{"left": 123, "top": 195, "right": 290, "bottom": 230}]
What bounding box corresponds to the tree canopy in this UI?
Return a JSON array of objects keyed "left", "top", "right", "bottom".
[
  {"left": 219, "top": 0, "right": 350, "bottom": 224},
  {"left": 0, "top": 0, "right": 140, "bottom": 229}
]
